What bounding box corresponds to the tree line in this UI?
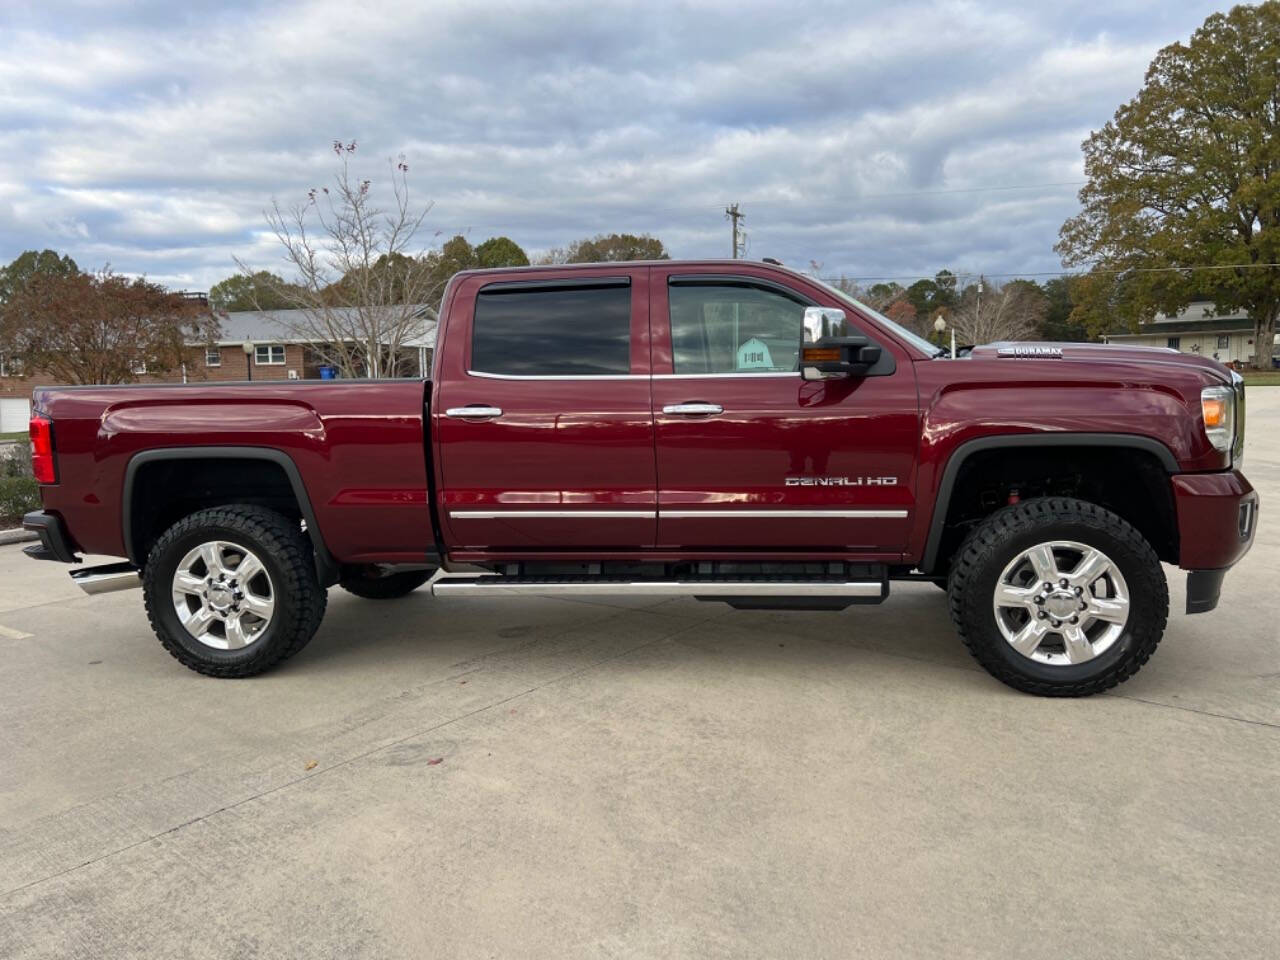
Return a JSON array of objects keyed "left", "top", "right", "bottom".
[
  {"left": 0, "top": 230, "right": 671, "bottom": 384},
  {"left": 208, "top": 232, "right": 669, "bottom": 311},
  {"left": 0, "top": 251, "right": 216, "bottom": 385},
  {"left": 5, "top": 0, "right": 1279, "bottom": 382},
  {"left": 824, "top": 269, "right": 1088, "bottom": 346}
]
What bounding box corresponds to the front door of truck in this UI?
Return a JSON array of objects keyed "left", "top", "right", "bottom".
[
  {"left": 649, "top": 266, "right": 919, "bottom": 555},
  {"left": 434, "top": 269, "right": 657, "bottom": 551}
]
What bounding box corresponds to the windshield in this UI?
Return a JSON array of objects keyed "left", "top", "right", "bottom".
[{"left": 812, "top": 278, "right": 946, "bottom": 357}]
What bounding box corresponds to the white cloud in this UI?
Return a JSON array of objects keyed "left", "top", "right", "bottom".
[{"left": 0, "top": 0, "right": 1226, "bottom": 289}]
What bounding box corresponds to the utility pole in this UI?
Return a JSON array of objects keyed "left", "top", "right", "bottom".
[{"left": 725, "top": 203, "right": 744, "bottom": 259}]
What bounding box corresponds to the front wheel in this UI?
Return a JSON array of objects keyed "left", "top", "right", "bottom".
[
  {"left": 947, "top": 497, "right": 1168, "bottom": 697},
  {"left": 142, "top": 505, "right": 327, "bottom": 677}
]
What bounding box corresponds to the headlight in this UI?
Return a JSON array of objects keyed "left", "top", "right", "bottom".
[{"left": 1201, "top": 384, "right": 1236, "bottom": 454}]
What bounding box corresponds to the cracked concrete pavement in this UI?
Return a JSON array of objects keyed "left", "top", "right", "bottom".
[{"left": 1, "top": 391, "right": 1278, "bottom": 959}]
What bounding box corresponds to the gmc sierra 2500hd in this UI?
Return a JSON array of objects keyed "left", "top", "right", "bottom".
[{"left": 22, "top": 260, "right": 1258, "bottom": 696}]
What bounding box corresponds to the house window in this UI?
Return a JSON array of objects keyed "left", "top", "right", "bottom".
[
  {"left": 1217, "top": 335, "right": 1230, "bottom": 350},
  {"left": 255, "top": 344, "right": 286, "bottom": 366},
  {"left": 1166, "top": 337, "right": 1181, "bottom": 351},
  {"left": 0, "top": 355, "right": 22, "bottom": 377},
  {"left": 205, "top": 347, "right": 221, "bottom": 367},
  {"left": 131, "top": 359, "right": 147, "bottom": 375}
]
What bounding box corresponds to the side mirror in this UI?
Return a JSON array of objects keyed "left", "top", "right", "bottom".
[{"left": 801, "top": 306, "right": 882, "bottom": 380}]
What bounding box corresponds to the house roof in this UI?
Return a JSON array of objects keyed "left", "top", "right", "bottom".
[
  {"left": 1151, "top": 302, "right": 1249, "bottom": 325},
  {"left": 1101, "top": 300, "right": 1255, "bottom": 338},
  {"left": 208, "top": 305, "right": 438, "bottom": 348},
  {"left": 1109, "top": 315, "right": 1255, "bottom": 337}
]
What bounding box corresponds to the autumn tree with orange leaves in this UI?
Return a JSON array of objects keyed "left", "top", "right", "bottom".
[{"left": 2, "top": 268, "right": 217, "bottom": 384}]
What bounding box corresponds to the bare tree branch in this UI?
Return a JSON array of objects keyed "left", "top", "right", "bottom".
[{"left": 241, "top": 142, "right": 438, "bottom": 378}]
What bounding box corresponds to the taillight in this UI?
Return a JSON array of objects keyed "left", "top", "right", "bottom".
[{"left": 29, "top": 414, "right": 57, "bottom": 484}]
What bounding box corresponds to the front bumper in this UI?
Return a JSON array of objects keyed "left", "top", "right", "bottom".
[
  {"left": 1173, "top": 470, "right": 1258, "bottom": 614},
  {"left": 21, "top": 510, "right": 79, "bottom": 564}
]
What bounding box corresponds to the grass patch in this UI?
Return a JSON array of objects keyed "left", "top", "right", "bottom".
[
  {"left": 0, "top": 431, "right": 27, "bottom": 442},
  {"left": 1240, "top": 370, "right": 1280, "bottom": 386}
]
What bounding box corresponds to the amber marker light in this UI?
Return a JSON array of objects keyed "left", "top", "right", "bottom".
[
  {"left": 802, "top": 347, "right": 842, "bottom": 363},
  {"left": 1200, "top": 385, "right": 1235, "bottom": 453},
  {"left": 1201, "top": 395, "right": 1227, "bottom": 428}
]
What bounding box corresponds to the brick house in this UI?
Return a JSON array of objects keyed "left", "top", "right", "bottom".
[
  {"left": 204, "top": 306, "right": 438, "bottom": 382},
  {"left": 0, "top": 302, "right": 437, "bottom": 431}
]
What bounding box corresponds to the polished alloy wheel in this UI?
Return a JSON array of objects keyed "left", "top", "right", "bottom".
[
  {"left": 991, "top": 540, "right": 1130, "bottom": 666},
  {"left": 171, "top": 540, "right": 275, "bottom": 650}
]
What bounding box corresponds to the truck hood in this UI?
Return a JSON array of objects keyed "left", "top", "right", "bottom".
[{"left": 967, "top": 341, "right": 1235, "bottom": 381}]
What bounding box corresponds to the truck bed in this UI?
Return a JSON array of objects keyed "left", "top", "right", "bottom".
[{"left": 32, "top": 379, "right": 435, "bottom": 568}]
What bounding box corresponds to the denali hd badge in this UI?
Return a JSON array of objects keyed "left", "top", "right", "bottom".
[{"left": 785, "top": 476, "right": 898, "bottom": 486}]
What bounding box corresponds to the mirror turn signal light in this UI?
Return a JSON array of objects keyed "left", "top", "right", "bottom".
[{"left": 801, "top": 347, "right": 843, "bottom": 363}]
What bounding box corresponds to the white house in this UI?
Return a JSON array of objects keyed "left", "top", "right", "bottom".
[{"left": 1102, "top": 301, "right": 1277, "bottom": 365}]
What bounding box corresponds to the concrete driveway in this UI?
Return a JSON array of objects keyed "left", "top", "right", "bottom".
[{"left": 2, "top": 393, "right": 1278, "bottom": 959}]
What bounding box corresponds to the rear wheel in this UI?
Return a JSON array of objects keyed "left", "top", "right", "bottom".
[
  {"left": 947, "top": 497, "right": 1167, "bottom": 696},
  {"left": 142, "top": 505, "right": 327, "bottom": 677},
  {"left": 339, "top": 567, "right": 433, "bottom": 600}
]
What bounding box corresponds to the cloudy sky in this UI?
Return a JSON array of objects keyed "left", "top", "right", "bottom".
[{"left": 0, "top": 0, "right": 1224, "bottom": 291}]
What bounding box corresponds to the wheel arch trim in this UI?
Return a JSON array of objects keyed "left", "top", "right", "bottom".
[
  {"left": 122, "top": 446, "right": 339, "bottom": 585},
  {"left": 919, "top": 433, "right": 1179, "bottom": 574}
]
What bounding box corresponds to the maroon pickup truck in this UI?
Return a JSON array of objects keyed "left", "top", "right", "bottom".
[{"left": 22, "top": 260, "right": 1257, "bottom": 695}]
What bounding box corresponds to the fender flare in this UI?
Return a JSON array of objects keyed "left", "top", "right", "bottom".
[
  {"left": 122, "top": 446, "right": 339, "bottom": 585},
  {"left": 919, "top": 432, "right": 1179, "bottom": 574}
]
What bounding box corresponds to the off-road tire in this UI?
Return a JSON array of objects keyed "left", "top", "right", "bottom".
[
  {"left": 339, "top": 568, "right": 433, "bottom": 600},
  {"left": 947, "top": 497, "right": 1168, "bottom": 697},
  {"left": 143, "top": 505, "right": 327, "bottom": 677}
]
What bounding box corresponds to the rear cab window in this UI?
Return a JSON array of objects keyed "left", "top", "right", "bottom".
[{"left": 471, "top": 281, "right": 632, "bottom": 377}]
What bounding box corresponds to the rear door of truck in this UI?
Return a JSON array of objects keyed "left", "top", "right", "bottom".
[{"left": 432, "top": 267, "right": 657, "bottom": 551}]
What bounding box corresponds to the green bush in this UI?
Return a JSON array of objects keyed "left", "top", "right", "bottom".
[
  {"left": 0, "top": 473, "right": 40, "bottom": 526},
  {"left": 3, "top": 439, "right": 32, "bottom": 478}
]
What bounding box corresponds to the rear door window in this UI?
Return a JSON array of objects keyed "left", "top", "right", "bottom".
[{"left": 471, "top": 282, "right": 632, "bottom": 376}]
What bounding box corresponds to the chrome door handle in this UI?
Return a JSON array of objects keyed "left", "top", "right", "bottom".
[
  {"left": 445, "top": 405, "right": 503, "bottom": 419},
  {"left": 662, "top": 402, "right": 723, "bottom": 416}
]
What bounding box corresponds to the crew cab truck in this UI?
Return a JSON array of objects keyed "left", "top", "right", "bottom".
[{"left": 22, "top": 260, "right": 1258, "bottom": 696}]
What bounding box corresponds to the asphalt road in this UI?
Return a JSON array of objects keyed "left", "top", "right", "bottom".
[{"left": 2, "top": 392, "right": 1278, "bottom": 959}]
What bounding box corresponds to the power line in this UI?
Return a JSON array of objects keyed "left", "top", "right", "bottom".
[
  {"left": 715, "top": 180, "right": 1087, "bottom": 211},
  {"left": 860, "top": 180, "right": 1086, "bottom": 199},
  {"left": 816, "top": 262, "right": 1280, "bottom": 284}
]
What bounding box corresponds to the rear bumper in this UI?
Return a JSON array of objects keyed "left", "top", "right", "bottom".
[
  {"left": 1173, "top": 470, "right": 1258, "bottom": 614},
  {"left": 21, "top": 510, "right": 79, "bottom": 563}
]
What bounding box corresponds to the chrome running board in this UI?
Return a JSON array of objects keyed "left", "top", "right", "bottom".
[
  {"left": 429, "top": 571, "right": 885, "bottom": 601},
  {"left": 71, "top": 562, "right": 141, "bottom": 595}
]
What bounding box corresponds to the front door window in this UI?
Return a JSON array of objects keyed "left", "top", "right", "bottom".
[{"left": 668, "top": 282, "right": 806, "bottom": 375}]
